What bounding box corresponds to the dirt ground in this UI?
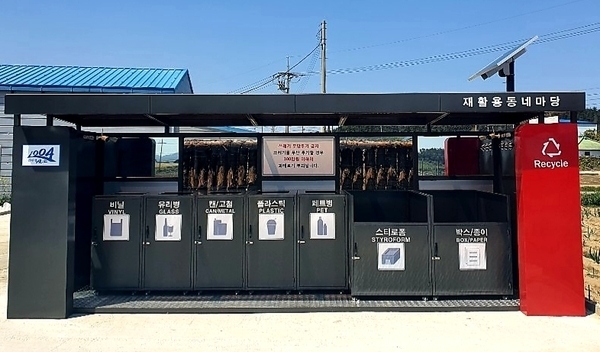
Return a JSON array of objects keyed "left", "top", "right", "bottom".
[
  {"left": 580, "top": 174, "right": 600, "bottom": 187},
  {"left": 0, "top": 215, "right": 8, "bottom": 292},
  {"left": 580, "top": 174, "right": 600, "bottom": 302},
  {"left": 581, "top": 207, "right": 600, "bottom": 302}
]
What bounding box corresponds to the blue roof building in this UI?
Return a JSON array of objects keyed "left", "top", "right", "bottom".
[{"left": 0, "top": 64, "right": 193, "bottom": 94}]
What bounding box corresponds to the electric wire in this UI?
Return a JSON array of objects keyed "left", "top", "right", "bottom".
[
  {"left": 231, "top": 29, "right": 322, "bottom": 94},
  {"left": 331, "top": 0, "right": 589, "bottom": 54},
  {"left": 287, "top": 43, "right": 320, "bottom": 72},
  {"left": 219, "top": 1, "right": 585, "bottom": 87},
  {"left": 228, "top": 75, "right": 276, "bottom": 94},
  {"left": 239, "top": 78, "right": 277, "bottom": 94},
  {"left": 223, "top": 1, "right": 587, "bottom": 90},
  {"left": 231, "top": 21, "right": 599, "bottom": 93},
  {"left": 298, "top": 47, "right": 320, "bottom": 93},
  {"left": 297, "top": 29, "right": 323, "bottom": 93},
  {"left": 318, "top": 23, "right": 600, "bottom": 76},
  {"left": 206, "top": 57, "right": 286, "bottom": 85}
]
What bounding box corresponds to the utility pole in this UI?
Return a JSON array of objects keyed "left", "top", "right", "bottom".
[
  {"left": 320, "top": 20, "right": 327, "bottom": 133},
  {"left": 274, "top": 56, "right": 302, "bottom": 133},
  {"left": 275, "top": 56, "right": 295, "bottom": 95},
  {"left": 321, "top": 20, "right": 327, "bottom": 94}
]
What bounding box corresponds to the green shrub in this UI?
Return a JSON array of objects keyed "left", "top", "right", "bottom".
[
  {"left": 588, "top": 248, "right": 600, "bottom": 264},
  {"left": 579, "top": 157, "right": 600, "bottom": 171},
  {"left": 0, "top": 194, "right": 10, "bottom": 206},
  {"left": 581, "top": 192, "right": 600, "bottom": 207}
]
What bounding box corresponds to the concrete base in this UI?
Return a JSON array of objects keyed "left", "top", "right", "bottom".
[{"left": 73, "top": 289, "right": 520, "bottom": 315}]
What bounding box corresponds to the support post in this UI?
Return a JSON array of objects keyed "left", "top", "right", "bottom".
[
  {"left": 8, "top": 127, "right": 78, "bottom": 318},
  {"left": 411, "top": 134, "right": 419, "bottom": 190},
  {"left": 492, "top": 137, "right": 503, "bottom": 193},
  {"left": 569, "top": 111, "right": 578, "bottom": 124},
  {"left": 46, "top": 114, "right": 54, "bottom": 126},
  {"left": 178, "top": 136, "right": 185, "bottom": 193},
  {"left": 515, "top": 122, "right": 585, "bottom": 316},
  {"left": 14, "top": 114, "right": 21, "bottom": 127}
]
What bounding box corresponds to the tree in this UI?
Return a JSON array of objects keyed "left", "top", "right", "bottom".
[
  {"left": 578, "top": 108, "right": 600, "bottom": 123},
  {"left": 419, "top": 148, "right": 444, "bottom": 163},
  {"left": 582, "top": 129, "right": 600, "bottom": 142}
]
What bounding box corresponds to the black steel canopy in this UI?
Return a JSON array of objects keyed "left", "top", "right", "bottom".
[{"left": 4, "top": 92, "right": 586, "bottom": 127}]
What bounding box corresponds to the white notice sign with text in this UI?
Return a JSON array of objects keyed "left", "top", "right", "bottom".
[{"left": 262, "top": 136, "right": 335, "bottom": 176}]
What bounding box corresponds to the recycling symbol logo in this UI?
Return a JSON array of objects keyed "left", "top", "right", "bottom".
[{"left": 541, "top": 138, "right": 562, "bottom": 158}]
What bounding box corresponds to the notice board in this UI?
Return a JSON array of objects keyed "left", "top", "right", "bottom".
[{"left": 262, "top": 136, "right": 335, "bottom": 177}]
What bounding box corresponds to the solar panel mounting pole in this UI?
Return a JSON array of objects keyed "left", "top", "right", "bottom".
[{"left": 499, "top": 61, "right": 515, "bottom": 92}]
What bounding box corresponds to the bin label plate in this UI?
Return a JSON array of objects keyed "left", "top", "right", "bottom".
[
  {"left": 310, "top": 213, "right": 335, "bottom": 239},
  {"left": 155, "top": 214, "right": 182, "bottom": 241},
  {"left": 259, "top": 213, "right": 285, "bottom": 240},
  {"left": 207, "top": 214, "right": 234, "bottom": 240},
  {"left": 377, "top": 243, "right": 405, "bottom": 271},
  {"left": 459, "top": 243, "right": 487, "bottom": 270},
  {"left": 103, "top": 214, "right": 130, "bottom": 241}
]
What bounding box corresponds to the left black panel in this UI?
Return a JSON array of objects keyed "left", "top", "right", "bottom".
[
  {"left": 8, "top": 126, "right": 92, "bottom": 319},
  {"left": 143, "top": 195, "right": 194, "bottom": 290},
  {"left": 91, "top": 195, "right": 143, "bottom": 291}
]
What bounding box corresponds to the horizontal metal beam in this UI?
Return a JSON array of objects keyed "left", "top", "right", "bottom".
[{"left": 4, "top": 92, "right": 586, "bottom": 116}]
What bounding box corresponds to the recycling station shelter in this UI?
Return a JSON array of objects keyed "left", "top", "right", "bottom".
[{"left": 3, "top": 92, "right": 587, "bottom": 319}]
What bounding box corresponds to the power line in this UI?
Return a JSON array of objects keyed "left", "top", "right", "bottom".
[
  {"left": 288, "top": 44, "right": 320, "bottom": 72},
  {"left": 233, "top": 29, "right": 322, "bottom": 95},
  {"left": 232, "top": 21, "right": 598, "bottom": 94},
  {"left": 298, "top": 45, "right": 321, "bottom": 93},
  {"left": 228, "top": 75, "right": 275, "bottom": 94},
  {"left": 317, "top": 22, "right": 600, "bottom": 76},
  {"left": 239, "top": 77, "right": 277, "bottom": 94},
  {"left": 205, "top": 57, "right": 286, "bottom": 85},
  {"left": 219, "top": 1, "right": 587, "bottom": 88},
  {"left": 331, "top": 0, "right": 589, "bottom": 54}
]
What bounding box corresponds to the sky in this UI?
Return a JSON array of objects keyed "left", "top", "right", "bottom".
[{"left": 2, "top": 0, "right": 599, "bottom": 151}]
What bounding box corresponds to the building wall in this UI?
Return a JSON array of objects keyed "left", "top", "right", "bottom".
[{"left": 579, "top": 150, "right": 600, "bottom": 157}]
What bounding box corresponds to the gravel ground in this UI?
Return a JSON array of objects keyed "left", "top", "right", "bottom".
[{"left": 1, "top": 214, "right": 600, "bottom": 352}]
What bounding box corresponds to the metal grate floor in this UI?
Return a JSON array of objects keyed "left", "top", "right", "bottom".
[{"left": 73, "top": 290, "right": 520, "bottom": 314}]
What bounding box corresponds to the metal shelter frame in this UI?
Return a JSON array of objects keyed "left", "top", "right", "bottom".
[{"left": 2, "top": 91, "right": 587, "bottom": 318}]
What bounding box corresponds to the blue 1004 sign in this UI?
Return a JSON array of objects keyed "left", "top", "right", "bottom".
[{"left": 22, "top": 145, "right": 61, "bottom": 167}]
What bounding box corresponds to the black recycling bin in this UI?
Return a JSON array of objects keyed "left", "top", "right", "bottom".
[
  {"left": 350, "top": 191, "right": 433, "bottom": 296},
  {"left": 297, "top": 191, "right": 348, "bottom": 290},
  {"left": 425, "top": 190, "right": 513, "bottom": 296},
  {"left": 143, "top": 194, "right": 194, "bottom": 290},
  {"left": 246, "top": 191, "right": 296, "bottom": 290},
  {"left": 91, "top": 194, "right": 144, "bottom": 291},
  {"left": 195, "top": 191, "right": 246, "bottom": 290}
]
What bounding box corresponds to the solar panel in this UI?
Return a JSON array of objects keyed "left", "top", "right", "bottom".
[{"left": 468, "top": 36, "right": 538, "bottom": 81}]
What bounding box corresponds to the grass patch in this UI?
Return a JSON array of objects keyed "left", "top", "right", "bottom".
[{"left": 582, "top": 192, "right": 600, "bottom": 207}]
